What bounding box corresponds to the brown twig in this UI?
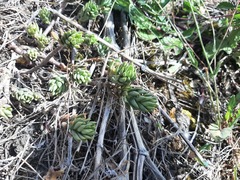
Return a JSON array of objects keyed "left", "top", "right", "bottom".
[
  {"left": 19, "top": 45, "right": 64, "bottom": 74},
  {"left": 118, "top": 97, "right": 130, "bottom": 179},
  {"left": 7, "top": 42, "right": 67, "bottom": 72}
]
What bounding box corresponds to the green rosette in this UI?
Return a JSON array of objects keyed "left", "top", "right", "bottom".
[
  {"left": 69, "top": 116, "right": 96, "bottom": 142},
  {"left": 72, "top": 68, "right": 91, "bottom": 85},
  {"left": 39, "top": 8, "right": 51, "bottom": 24},
  {"left": 27, "top": 23, "right": 39, "bottom": 37},
  {"left": 109, "top": 62, "right": 136, "bottom": 86},
  {"left": 78, "top": 1, "right": 99, "bottom": 23},
  {"left": 126, "top": 88, "right": 158, "bottom": 112},
  {"left": 27, "top": 48, "right": 38, "bottom": 61},
  {"left": 60, "top": 30, "right": 84, "bottom": 48},
  {"left": 49, "top": 76, "right": 68, "bottom": 96}
]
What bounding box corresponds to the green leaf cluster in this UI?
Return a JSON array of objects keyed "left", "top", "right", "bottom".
[
  {"left": 126, "top": 88, "right": 158, "bottom": 112},
  {"left": 27, "top": 23, "right": 49, "bottom": 49},
  {"left": 27, "top": 48, "right": 38, "bottom": 61},
  {"left": 84, "top": 34, "right": 98, "bottom": 46},
  {"left": 49, "top": 76, "right": 68, "bottom": 96},
  {"left": 72, "top": 68, "right": 91, "bottom": 85},
  {"left": 95, "top": 37, "right": 111, "bottom": 57},
  {"left": 204, "top": 2, "right": 240, "bottom": 63},
  {"left": 109, "top": 61, "right": 136, "bottom": 86},
  {"left": 114, "top": 0, "right": 172, "bottom": 41},
  {"left": 96, "top": 0, "right": 113, "bottom": 14},
  {"left": 208, "top": 123, "right": 233, "bottom": 141},
  {"left": 217, "top": 2, "right": 236, "bottom": 10},
  {"left": 61, "top": 30, "right": 84, "bottom": 48},
  {"left": 78, "top": 1, "right": 99, "bottom": 23},
  {"left": 14, "top": 88, "right": 40, "bottom": 104},
  {"left": 209, "top": 93, "right": 240, "bottom": 141},
  {"left": 0, "top": 104, "right": 13, "bottom": 119},
  {"left": 27, "top": 23, "right": 39, "bottom": 37},
  {"left": 160, "top": 36, "right": 184, "bottom": 55},
  {"left": 38, "top": 7, "right": 51, "bottom": 24},
  {"left": 108, "top": 60, "right": 157, "bottom": 113},
  {"left": 36, "top": 33, "right": 50, "bottom": 49},
  {"left": 206, "top": 29, "right": 240, "bottom": 59},
  {"left": 69, "top": 116, "right": 96, "bottom": 142}
]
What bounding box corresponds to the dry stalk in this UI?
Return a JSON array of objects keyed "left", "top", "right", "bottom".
[
  {"left": 10, "top": 136, "right": 39, "bottom": 179},
  {"left": 20, "top": 45, "right": 64, "bottom": 74},
  {"left": 94, "top": 95, "right": 113, "bottom": 178},
  {"left": 120, "top": 11, "right": 131, "bottom": 56},
  {"left": 118, "top": 97, "right": 130, "bottom": 179},
  {"left": 129, "top": 108, "right": 166, "bottom": 180},
  {"left": 0, "top": 65, "right": 12, "bottom": 107},
  {"left": 7, "top": 42, "right": 67, "bottom": 72},
  {"left": 62, "top": 107, "right": 77, "bottom": 180},
  {"left": 104, "top": 12, "right": 120, "bottom": 51}
]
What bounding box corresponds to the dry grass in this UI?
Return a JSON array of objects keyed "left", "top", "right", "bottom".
[{"left": 0, "top": 0, "right": 239, "bottom": 180}]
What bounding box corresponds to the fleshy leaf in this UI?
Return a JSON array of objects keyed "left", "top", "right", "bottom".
[{"left": 217, "top": 2, "right": 235, "bottom": 10}]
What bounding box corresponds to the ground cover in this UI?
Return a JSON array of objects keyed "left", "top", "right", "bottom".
[{"left": 0, "top": 0, "right": 239, "bottom": 179}]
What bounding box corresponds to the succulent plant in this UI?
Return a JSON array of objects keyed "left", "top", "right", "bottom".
[
  {"left": 96, "top": 37, "right": 111, "bottom": 57},
  {"left": 84, "top": 34, "right": 98, "bottom": 45},
  {"left": 49, "top": 76, "right": 68, "bottom": 96},
  {"left": 109, "top": 61, "right": 137, "bottom": 86},
  {"left": 14, "top": 88, "right": 40, "bottom": 104},
  {"left": 69, "top": 116, "right": 96, "bottom": 142},
  {"left": 27, "top": 23, "right": 49, "bottom": 49},
  {"left": 61, "top": 30, "right": 84, "bottom": 48},
  {"left": 126, "top": 88, "right": 158, "bottom": 112},
  {"left": 78, "top": 1, "right": 99, "bottom": 23},
  {"left": 39, "top": 7, "right": 51, "bottom": 24},
  {"left": 35, "top": 33, "right": 50, "bottom": 49},
  {"left": 72, "top": 68, "right": 91, "bottom": 85},
  {"left": 27, "top": 23, "right": 39, "bottom": 37},
  {"left": 27, "top": 48, "right": 38, "bottom": 61},
  {"left": 0, "top": 104, "right": 13, "bottom": 118}
]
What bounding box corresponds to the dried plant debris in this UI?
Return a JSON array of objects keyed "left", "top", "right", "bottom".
[
  {"left": 0, "top": 0, "right": 240, "bottom": 179},
  {"left": 43, "top": 167, "right": 64, "bottom": 180}
]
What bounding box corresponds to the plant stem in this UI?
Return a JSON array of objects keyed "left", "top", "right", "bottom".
[{"left": 188, "top": 0, "right": 213, "bottom": 74}]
